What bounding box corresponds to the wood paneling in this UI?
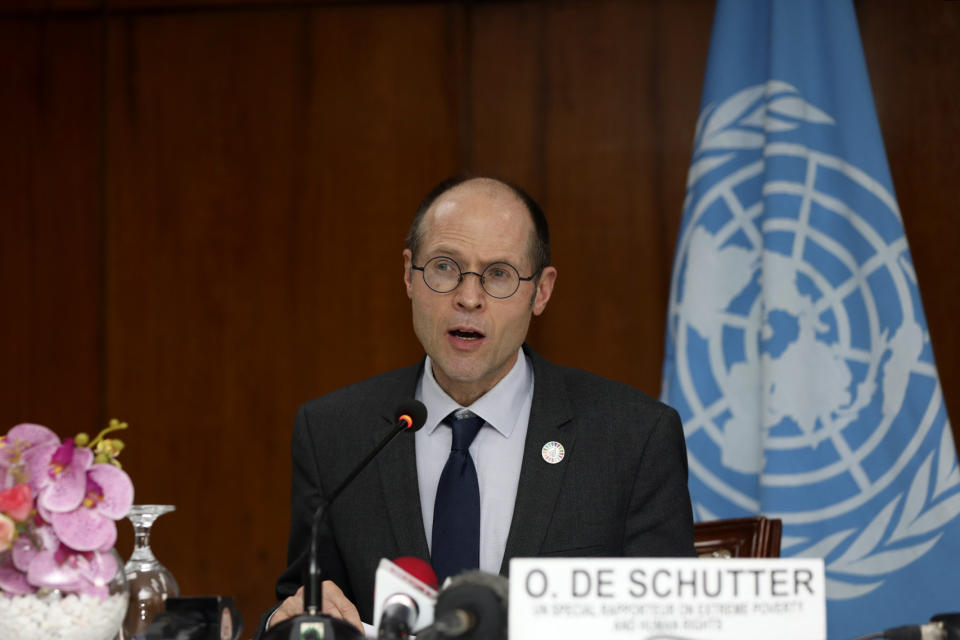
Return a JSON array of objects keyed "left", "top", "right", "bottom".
[
  {"left": 467, "top": 1, "right": 545, "bottom": 187},
  {"left": 538, "top": 2, "right": 712, "bottom": 394},
  {"left": 0, "top": 17, "right": 102, "bottom": 432},
  {"left": 105, "top": 0, "right": 321, "bottom": 10},
  {"left": 0, "top": 0, "right": 99, "bottom": 13},
  {"left": 2, "top": 0, "right": 958, "bottom": 634}
]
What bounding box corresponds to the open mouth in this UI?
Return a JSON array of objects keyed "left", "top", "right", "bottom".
[{"left": 449, "top": 329, "right": 485, "bottom": 341}]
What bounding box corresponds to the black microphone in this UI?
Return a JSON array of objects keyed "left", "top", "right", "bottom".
[
  {"left": 263, "top": 399, "right": 428, "bottom": 640},
  {"left": 375, "top": 557, "right": 439, "bottom": 640},
  {"left": 852, "top": 613, "right": 960, "bottom": 640},
  {"left": 378, "top": 593, "right": 420, "bottom": 640},
  {"left": 417, "top": 571, "right": 508, "bottom": 640},
  {"left": 932, "top": 613, "right": 960, "bottom": 640}
]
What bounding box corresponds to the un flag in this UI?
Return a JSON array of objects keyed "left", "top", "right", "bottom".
[{"left": 660, "top": 2, "right": 960, "bottom": 638}]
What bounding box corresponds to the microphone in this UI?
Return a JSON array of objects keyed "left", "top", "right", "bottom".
[
  {"left": 393, "top": 556, "right": 439, "bottom": 590},
  {"left": 854, "top": 613, "right": 960, "bottom": 640},
  {"left": 932, "top": 613, "right": 960, "bottom": 640},
  {"left": 393, "top": 401, "right": 427, "bottom": 432},
  {"left": 263, "top": 399, "right": 428, "bottom": 640},
  {"left": 374, "top": 557, "right": 439, "bottom": 640},
  {"left": 417, "top": 571, "right": 508, "bottom": 640},
  {"left": 304, "top": 400, "right": 428, "bottom": 615}
]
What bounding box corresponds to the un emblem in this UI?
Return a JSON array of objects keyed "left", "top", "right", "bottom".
[{"left": 664, "top": 81, "right": 960, "bottom": 598}]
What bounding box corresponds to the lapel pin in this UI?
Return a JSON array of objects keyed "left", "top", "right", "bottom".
[{"left": 541, "top": 441, "right": 565, "bottom": 464}]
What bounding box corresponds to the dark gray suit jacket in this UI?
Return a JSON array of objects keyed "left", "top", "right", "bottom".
[{"left": 270, "top": 345, "right": 694, "bottom": 624}]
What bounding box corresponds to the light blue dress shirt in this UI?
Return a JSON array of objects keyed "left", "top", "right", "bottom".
[{"left": 415, "top": 349, "right": 534, "bottom": 576}]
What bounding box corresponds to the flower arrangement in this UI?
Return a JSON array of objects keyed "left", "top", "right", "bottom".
[{"left": 0, "top": 420, "right": 134, "bottom": 599}]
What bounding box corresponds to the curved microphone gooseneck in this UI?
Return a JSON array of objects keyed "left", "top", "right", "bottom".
[{"left": 304, "top": 399, "right": 428, "bottom": 616}]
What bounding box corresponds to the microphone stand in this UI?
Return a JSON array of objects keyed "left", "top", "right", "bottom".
[
  {"left": 304, "top": 420, "right": 416, "bottom": 614},
  {"left": 265, "top": 402, "right": 426, "bottom": 640}
]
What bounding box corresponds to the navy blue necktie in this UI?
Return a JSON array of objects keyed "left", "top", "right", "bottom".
[{"left": 431, "top": 410, "right": 485, "bottom": 584}]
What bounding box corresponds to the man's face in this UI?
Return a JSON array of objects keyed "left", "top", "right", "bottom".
[{"left": 403, "top": 179, "right": 556, "bottom": 405}]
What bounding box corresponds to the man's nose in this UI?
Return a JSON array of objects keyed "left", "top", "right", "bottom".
[{"left": 454, "top": 271, "right": 485, "bottom": 308}]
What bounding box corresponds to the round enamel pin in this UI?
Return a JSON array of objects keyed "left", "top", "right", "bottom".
[{"left": 541, "top": 441, "right": 565, "bottom": 464}]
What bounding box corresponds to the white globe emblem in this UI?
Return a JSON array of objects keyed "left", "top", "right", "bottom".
[
  {"left": 665, "top": 82, "right": 958, "bottom": 597},
  {"left": 674, "top": 142, "right": 931, "bottom": 521}
]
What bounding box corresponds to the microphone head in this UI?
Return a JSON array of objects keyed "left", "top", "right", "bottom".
[
  {"left": 444, "top": 569, "right": 509, "bottom": 602},
  {"left": 395, "top": 399, "right": 428, "bottom": 432},
  {"left": 373, "top": 557, "right": 438, "bottom": 635},
  {"left": 435, "top": 570, "right": 508, "bottom": 640},
  {"left": 393, "top": 556, "right": 439, "bottom": 589},
  {"left": 931, "top": 613, "right": 960, "bottom": 640}
]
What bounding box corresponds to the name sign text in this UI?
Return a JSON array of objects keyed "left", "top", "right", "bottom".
[{"left": 509, "top": 557, "right": 826, "bottom": 640}]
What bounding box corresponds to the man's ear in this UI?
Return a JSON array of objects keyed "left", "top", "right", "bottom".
[
  {"left": 531, "top": 266, "right": 557, "bottom": 316},
  {"left": 403, "top": 249, "right": 414, "bottom": 299}
]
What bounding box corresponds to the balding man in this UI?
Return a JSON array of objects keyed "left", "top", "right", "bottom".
[{"left": 261, "top": 177, "right": 695, "bottom": 635}]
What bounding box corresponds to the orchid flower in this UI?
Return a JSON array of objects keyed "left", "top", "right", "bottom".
[
  {"left": 0, "top": 423, "right": 59, "bottom": 487},
  {"left": 11, "top": 518, "right": 58, "bottom": 571},
  {"left": 26, "top": 544, "right": 119, "bottom": 599},
  {"left": 47, "top": 464, "right": 134, "bottom": 551},
  {"left": 0, "top": 424, "right": 60, "bottom": 465},
  {"left": 24, "top": 439, "right": 94, "bottom": 513},
  {"left": 0, "top": 552, "right": 34, "bottom": 595},
  {"left": 0, "top": 419, "right": 134, "bottom": 599}
]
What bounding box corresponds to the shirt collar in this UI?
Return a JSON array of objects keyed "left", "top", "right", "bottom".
[{"left": 417, "top": 349, "right": 532, "bottom": 438}]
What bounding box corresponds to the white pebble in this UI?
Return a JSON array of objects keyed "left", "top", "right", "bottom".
[{"left": 0, "top": 592, "right": 128, "bottom": 640}]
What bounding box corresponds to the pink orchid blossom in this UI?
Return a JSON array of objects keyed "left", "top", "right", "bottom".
[
  {"left": 48, "top": 464, "right": 134, "bottom": 551},
  {"left": 0, "top": 421, "right": 133, "bottom": 599},
  {"left": 0, "top": 553, "right": 34, "bottom": 595},
  {"left": 0, "top": 424, "right": 59, "bottom": 488},
  {"left": 0, "top": 484, "right": 33, "bottom": 521},
  {"left": 0, "top": 424, "right": 59, "bottom": 467},
  {"left": 11, "top": 518, "right": 119, "bottom": 598},
  {"left": 11, "top": 519, "right": 59, "bottom": 573},
  {"left": 24, "top": 439, "right": 94, "bottom": 513},
  {"left": 26, "top": 544, "right": 119, "bottom": 599}
]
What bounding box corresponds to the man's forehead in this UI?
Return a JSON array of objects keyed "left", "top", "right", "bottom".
[
  {"left": 431, "top": 198, "right": 460, "bottom": 218},
  {"left": 445, "top": 176, "right": 515, "bottom": 200},
  {"left": 426, "top": 181, "right": 529, "bottom": 230}
]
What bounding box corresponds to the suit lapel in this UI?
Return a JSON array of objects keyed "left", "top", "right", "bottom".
[
  {"left": 500, "top": 347, "right": 574, "bottom": 573},
  {"left": 372, "top": 362, "right": 431, "bottom": 561}
]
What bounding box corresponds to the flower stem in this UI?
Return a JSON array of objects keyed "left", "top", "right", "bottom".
[{"left": 87, "top": 419, "right": 128, "bottom": 450}]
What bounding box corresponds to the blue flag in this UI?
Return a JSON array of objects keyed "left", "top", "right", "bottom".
[{"left": 660, "top": 1, "right": 960, "bottom": 637}]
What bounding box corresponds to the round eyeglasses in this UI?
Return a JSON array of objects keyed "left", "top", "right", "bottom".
[{"left": 411, "top": 256, "right": 537, "bottom": 299}]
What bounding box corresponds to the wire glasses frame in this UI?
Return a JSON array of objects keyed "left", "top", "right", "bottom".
[{"left": 411, "top": 256, "right": 538, "bottom": 299}]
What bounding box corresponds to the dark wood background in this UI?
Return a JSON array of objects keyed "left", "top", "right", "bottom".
[{"left": 2, "top": 0, "right": 957, "bottom": 633}]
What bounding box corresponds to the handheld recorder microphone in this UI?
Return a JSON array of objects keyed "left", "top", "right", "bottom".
[{"left": 374, "top": 557, "right": 439, "bottom": 640}]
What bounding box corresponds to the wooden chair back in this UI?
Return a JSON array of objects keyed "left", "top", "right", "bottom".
[{"left": 693, "top": 516, "right": 783, "bottom": 558}]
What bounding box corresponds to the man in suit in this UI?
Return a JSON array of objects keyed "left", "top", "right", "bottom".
[{"left": 264, "top": 176, "right": 695, "bottom": 633}]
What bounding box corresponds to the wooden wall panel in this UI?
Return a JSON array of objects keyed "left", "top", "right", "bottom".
[
  {"left": 467, "top": 2, "right": 544, "bottom": 189},
  {"left": 0, "top": 0, "right": 99, "bottom": 13},
  {"left": 104, "top": 4, "right": 460, "bottom": 627},
  {"left": 106, "top": 0, "right": 318, "bottom": 9},
  {"left": 0, "top": 18, "right": 102, "bottom": 433},
  {"left": 529, "top": 1, "right": 708, "bottom": 394}
]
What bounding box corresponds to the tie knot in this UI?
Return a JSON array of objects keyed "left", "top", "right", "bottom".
[{"left": 446, "top": 410, "right": 484, "bottom": 451}]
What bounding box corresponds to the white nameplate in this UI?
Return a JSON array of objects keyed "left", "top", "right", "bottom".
[{"left": 509, "top": 557, "right": 826, "bottom": 640}]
